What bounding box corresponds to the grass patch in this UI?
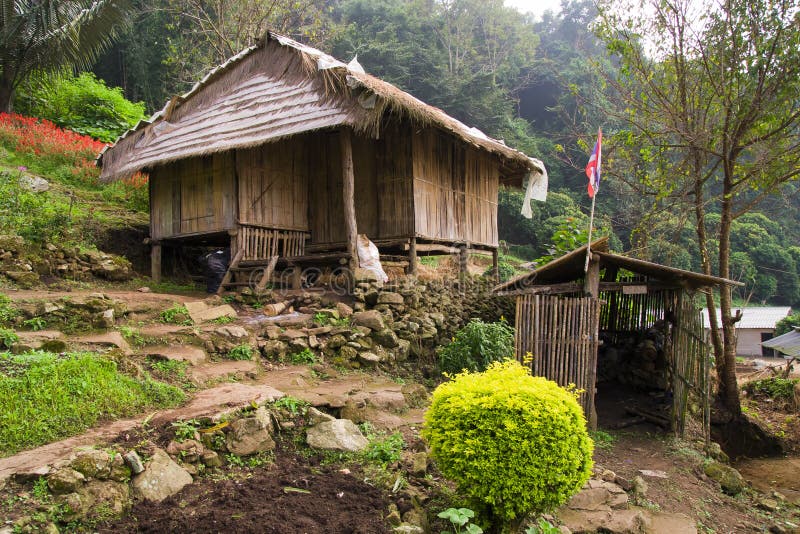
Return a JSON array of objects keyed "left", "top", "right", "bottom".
[
  {"left": 589, "top": 429, "right": 617, "bottom": 451},
  {"left": 0, "top": 350, "right": 185, "bottom": 455},
  {"left": 226, "top": 344, "right": 253, "bottom": 361}
]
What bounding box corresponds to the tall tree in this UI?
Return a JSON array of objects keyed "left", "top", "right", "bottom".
[
  {"left": 595, "top": 0, "right": 800, "bottom": 418},
  {"left": 0, "top": 0, "right": 133, "bottom": 111}
]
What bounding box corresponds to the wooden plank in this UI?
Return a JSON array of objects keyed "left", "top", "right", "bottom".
[
  {"left": 217, "top": 249, "right": 244, "bottom": 295},
  {"left": 151, "top": 243, "right": 162, "bottom": 284},
  {"left": 408, "top": 237, "right": 418, "bottom": 276},
  {"left": 255, "top": 255, "right": 279, "bottom": 291}
]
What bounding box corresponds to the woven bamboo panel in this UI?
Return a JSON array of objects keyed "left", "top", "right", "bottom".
[{"left": 237, "top": 225, "right": 308, "bottom": 260}]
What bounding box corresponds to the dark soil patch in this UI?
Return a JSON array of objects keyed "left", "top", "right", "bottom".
[{"left": 100, "top": 455, "right": 391, "bottom": 534}]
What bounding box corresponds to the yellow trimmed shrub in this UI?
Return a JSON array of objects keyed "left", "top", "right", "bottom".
[{"left": 422, "top": 360, "right": 593, "bottom": 526}]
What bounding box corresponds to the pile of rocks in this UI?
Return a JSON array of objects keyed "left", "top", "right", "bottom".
[{"left": 0, "top": 234, "right": 134, "bottom": 288}]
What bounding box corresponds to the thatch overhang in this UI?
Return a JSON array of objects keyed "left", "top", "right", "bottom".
[
  {"left": 494, "top": 237, "right": 743, "bottom": 296},
  {"left": 98, "top": 32, "right": 543, "bottom": 183}
]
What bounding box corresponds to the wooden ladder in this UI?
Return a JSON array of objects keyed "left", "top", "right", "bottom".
[{"left": 217, "top": 252, "right": 279, "bottom": 294}]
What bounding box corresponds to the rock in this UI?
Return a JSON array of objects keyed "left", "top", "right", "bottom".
[
  {"left": 358, "top": 351, "right": 382, "bottom": 365},
  {"left": 401, "top": 383, "right": 429, "bottom": 408},
  {"left": 648, "top": 511, "right": 698, "bottom": 533},
  {"left": 393, "top": 526, "right": 424, "bottom": 534},
  {"left": 638, "top": 469, "right": 668, "bottom": 479},
  {"left": 568, "top": 481, "right": 628, "bottom": 511},
  {"left": 372, "top": 328, "right": 400, "bottom": 348},
  {"left": 279, "top": 328, "right": 306, "bottom": 340},
  {"left": 558, "top": 508, "right": 650, "bottom": 533},
  {"left": 758, "top": 498, "right": 779, "bottom": 512},
  {"left": 261, "top": 339, "right": 288, "bottom": 358},
  {"left": 215, "top": 325, "right": 248, "bottom": 338},
  {"left": 92, "top": 258, "right": 133, "bottom": 281},
  {"left": 410, "top": 452, "right": 428, "bottom": 476},
  {"left": 306, "top": 419, "right": 369, "bottom": 452},
  {"left": 377, "top": 292, "right": 404, "bottom": 305},
  {"left": 327, "top": 334, "right": 347, "bottom": 349},
  {"left": 4, "top": 270, "right": 38, "bottom": 287},
  {"left": 109, "top": 453, "right": 131, "bottom": 482},
  {"left": 185, "top": 302, "right": 237, "bottom": 324},
  {"left": 123, "top": 451, "right": 145, "bottom": 474},
  {"left": 386, "top": 504, "right": 402, "bottom": 526},
  {"left": 71, "top": 449, "right": 112, "bottom": 479},
  {"left": 0, "top": 234, "right": 24, "bottom": 253},
  {"left": 338, "top": 345, "right": 359, "bottom": 361},
  {"left": 706, "top": 442, "right": 729, "bottom": 463},
  {"left": 131, "top": 448, "right": 193, "bottom": 502},
  {"left": 56, "top": 492, "right": 89, "bottom": 519},
  {"left": 601, "top": 469, "right": 618, "bottom": 482},
  {"left": 396, "top": 339, "right": 411, "bottom": 361},
  {"left": 48, "top": 468, "right": 86, "bottom": 494},
  {"left": 201, "top": 451, "right": 223, "bottom": 467},
  {"left": 77, "top": 480, "right": 130, "bottom": 518},
  {"left": 12, "top": 465, "right": 52, "bottom": 484},
  {"left": 166, "top": 439, "right": 205, "bottom": 463},
  {"left": 704, "top": 460, "right": 746, "bottom": 495},
  {"left": 336, "top": 302, "right": 354, "bottom": 317},
  {"left": 307, "top": 407, "right": 336, "bottom": 425},
  {"left": 352, "top": 310, "right": 385, "bottom": 331},
  {"left": 226, "top": 415, "right": 275, "bottom": 456},
  {"left": 18, "top": 174, "right": 49, "bottom": 192},
  {"left": 632, "top": 476, "right": 648, "bottom": 499},
  {"left": 137, "top": 287, "right": 151, "bottom": 293}
]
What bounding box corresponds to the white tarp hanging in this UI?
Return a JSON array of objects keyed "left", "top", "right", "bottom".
[{"left": 521, "top": 158, "right": 549, "bottom": 219}]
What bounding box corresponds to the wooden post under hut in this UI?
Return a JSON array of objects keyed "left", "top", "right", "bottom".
[
  {"left": 408, "top": 237, "right": 418, "bottom": 276},
  {"left": 151, "top": 242, "right": 162, "bottom": 285},
  {"left": 340, "top": 128, "right": 359, "bottom": 275}
]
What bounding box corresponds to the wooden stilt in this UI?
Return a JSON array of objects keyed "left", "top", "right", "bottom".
[
  {"left": 584, "top": 256, "right": 601, "bottom": 298},
  {"left": 492, "top": 248, "right": 500, "bottom": 283},
  {"left": 459, "top": 245, "right": 468, "bottom": 276},
  {"left": 340, "top": 129, "right": 358, "bottom": 276},
  {"left": 151, "top": 242, "right": 162, "bottom": 284},
  {"left": 408, "top": 237, "right": 418, "bottom": 276}
]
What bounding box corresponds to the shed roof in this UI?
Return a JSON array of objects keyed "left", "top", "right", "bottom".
[
  {"left": 98, "top": 32, "right": 543, "bottom": 182},
  {"left": 703, "top": 307, "right": 792, "bottom": 330},
  {"left": 494, "top": 238, "right": 742, "bottom": 294},
  {"left": 761, "top": 328, "right": 800, "bottom": 357}
]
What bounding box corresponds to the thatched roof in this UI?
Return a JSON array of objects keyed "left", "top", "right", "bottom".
[
  {"left": 98, "top": 32, "right": 544, "bottom": 182},
  {"left": 494, "top": 238, "right": 742, "bottom": 294}
]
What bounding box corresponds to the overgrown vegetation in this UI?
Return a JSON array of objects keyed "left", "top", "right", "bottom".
[
  {"left": 226, "top": 344, "right": 253, "bottom": 361},
  {"left": 16, "top": 73, "right": 146, "bottom": 143},
  {"left": 0, "top": 351, "right": 185, "bottom": 455},
  {"left": 159, "top": 304, "right": 191, "bottom": 325},
  {"left": 437, "top": 318, "right": 514, "bottom": 375},
  {"left": 744, "top": 378, "right": 799, "bottom": 402},
  {"left": 423, "top": 360, "right": 593, "bottom": 529}
]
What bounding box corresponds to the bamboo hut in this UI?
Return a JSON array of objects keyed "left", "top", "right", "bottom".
[
  {"left": 494, "top": 238, "right": 742, "bottom": 436},
  {"left": 97, "top": 32, "right": 545, "bottom": 291}
]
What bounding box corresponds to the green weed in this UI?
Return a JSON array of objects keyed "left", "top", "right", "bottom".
[
  {"left": 171, "top": 419, "right": 200, "bottom": 442},
  {"left": 22, "top": 317, "right": 46, "bottom": 331},
  {"left": 149, "top": 358, "right": 188, "bottom": 380},
  {"left": 212, "top": 315, "right": 235, "bottom": 325},
  {"left": 159, "top": 304, "right": 191, "bottom": 325},
  {"left": 0, "top": 350, "right": 185, "bottom": 455},
  {"left": 438, "top": 508, "right": 483, "bottom": 534},
  {"left": 226, "top": 344, "right": 253, "bottom": 361},
  {"left": 0, "top": 294, "right": 18, "bottom": 325},
  {"left": 119, "top": 326, "right": 145, "bottom": 347},
  {"left": 0, "top": 328, "right": 18, "bottom": 349},
  {"left": 363, "top": 432, "right": 404, "bottom": 465},
  {"left": 589, "top": 430, "right": 617, "bottom": 451},
  {"left": 273, "top": 395, "right": 310, "bottom": 416},
  {"left": 289, "top": 348, "right": 317, "bottom": 365}
]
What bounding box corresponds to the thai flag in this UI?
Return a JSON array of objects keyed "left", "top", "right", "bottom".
[{"left": 585, "top": 128, "right": 602, "bottom": 198}]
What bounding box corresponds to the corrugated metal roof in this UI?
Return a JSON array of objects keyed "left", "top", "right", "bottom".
[
  {"left": 703, "top": 307, "right": 792, "bottom": 330},
  {"left": 761, "top": 328, "right": 800, "bottom": 357},
  {"left": 98, "top": 31, "right": 543, "bottom": 182}
]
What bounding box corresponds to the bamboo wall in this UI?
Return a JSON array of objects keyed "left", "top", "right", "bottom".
[
  {"left": 237, "top": 139, "right": 309, "bottom": 231},
  {"left": 150, "top": 152, "right": 236, "bottom": 240},
  {"left": 412, "top": 128, "right": 499, "bottom": 246}
]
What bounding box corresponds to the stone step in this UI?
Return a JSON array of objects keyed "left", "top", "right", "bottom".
[{"left": 142, "top": 345, "right": 208, "bottom": 366}]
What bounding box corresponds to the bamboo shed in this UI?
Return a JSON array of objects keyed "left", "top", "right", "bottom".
[
  {"left": 494, "top": 238, "right": 742, "bottom": 435},
  {"left": 97, "top": 32, "right": 546, "bottom": 290}
]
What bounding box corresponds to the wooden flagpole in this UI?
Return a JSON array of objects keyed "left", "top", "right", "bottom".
[{"left": 584, "top": 193, "right": 596, "bottom": 272}]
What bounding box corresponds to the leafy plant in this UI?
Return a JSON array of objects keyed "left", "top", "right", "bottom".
[
  {"left": 422, "top": 361, "right": 593, "bottom": 527},
  {"left": 32, "top": 477, "right": 51, "bottom": 501},
  {"left": 0, "top": 294, "right": 17, "bottom": 325},
  {"left": 526, "top": 518, "right": 561, "bottom": 534},
  {"left": 171, "top": 419, "right": 200, "bottom": 442},
  {"left": 289, "top": 348, "right": 317, "bottom": 365},
  {"left": 227, "top": 344, "right": 253, "bottom": 361},
  {"left": 212, "top": 315, "right": 235, "bottom": 325},
  {"left": 16, "top": 72, "right": 146, "bottom": 143},
  {"left": 589, "top": 430, "right": 617, "bottom": 451},
  {"left": 149, "top": 358, "right": 188, "bottom": 380},
  {"left": 0, "top": 328, "right": 18, "bottom": 349},
  {"left": 22, "top": 317, "right": 46, "bottom": 331},
  {"left": 438, "top": 508, "right": 483, "bottom": 534},
  {"left": 159, "top": 304, "right": 191, "bottom": 325},
  {"left": 273, "top": 395, "right": 309, "bottom": 416},
  {"left": 744, "top": 378, "right": 799, "bottom": 401},
  {"left": 120, "top": 326, "right": 145, "bottom": 347},
  {"left": 437, "top": 318, "right": 515, "bottom": 375},
  {"left": 363, "top": 432, "right": 404, "bottom": 465}
]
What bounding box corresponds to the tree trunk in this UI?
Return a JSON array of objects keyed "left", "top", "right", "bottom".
[
  {"left": 716, "top": 170, "right": 742, "bottom": 417},
  {"left": 0, "top": 76, "right": 14, "bottom": 113}
]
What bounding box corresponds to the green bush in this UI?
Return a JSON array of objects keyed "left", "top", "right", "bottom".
[
  {"left": 775, "top": 312, "right": 800, "bottom": 336},
  {"left": 15, "top": 73, "right": 146, "bottom": 143},
  {"left": 744, "top": 377, "right": 799, "bottom": 401},
  {"left": 422, "top": 361, "right": 593, "bottom": 527},
  {"left": 437, "top": 319, "right": 515, "bottom": 375}
]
